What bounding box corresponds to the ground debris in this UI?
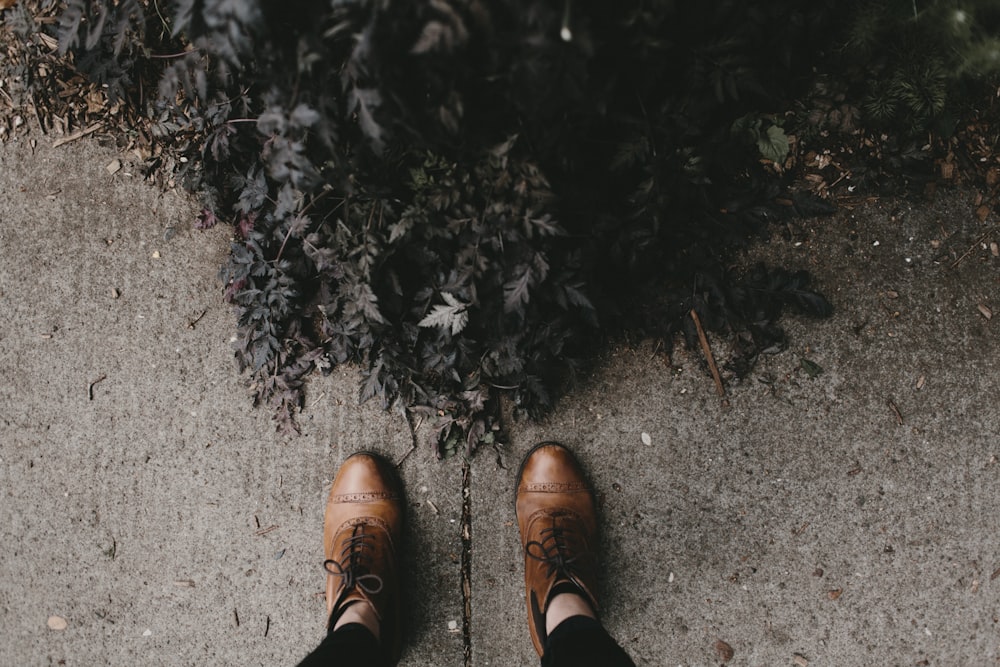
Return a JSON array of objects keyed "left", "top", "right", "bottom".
[
  {"left": 977, "top": 304, "right": 993, "bottom": 321},
  {"left": 51, "top": 122, "right": 101, "bottom": 148},
  {"left": 187, "top": 309, "right": 207, "bottom": 329},
  {"left": 714, "top": 639, "right": 735, "bottom": 662},
  {"left": 88, "top": 373, "right": 107, "bottom": 400},
  {"left": 887, "top": 399, "right": 903, "bottom": 425},
  {"left": 47, "top": 615, "right": 67, "bottom": 631}
]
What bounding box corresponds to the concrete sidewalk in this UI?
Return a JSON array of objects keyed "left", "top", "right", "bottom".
[{"left": 1, "top": 137, "right": 998, "bottom": 666}]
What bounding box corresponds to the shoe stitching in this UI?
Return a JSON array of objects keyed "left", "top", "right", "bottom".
[
  {"left": 330, "top": 491, "right": 399, "bottom": 502},
  {"left": 523, "top": 481, "right": 590, "bottom": 493}
]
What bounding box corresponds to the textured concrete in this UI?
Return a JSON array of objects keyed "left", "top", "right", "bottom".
[{"left": 1, "top": 135, "right": 999, "bottom": 667}]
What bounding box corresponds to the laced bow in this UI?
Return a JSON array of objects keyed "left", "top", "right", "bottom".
[
  {"left": 324, "top": 525, "right": 384, "bottom": 596},
  {"left": 525, "top": 516, "right": 583, "bottom": 582}
]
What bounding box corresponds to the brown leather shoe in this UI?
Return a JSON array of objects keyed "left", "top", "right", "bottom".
[
  {"left": 323, "top": 452, "right": 404, "bottom": 664},
  {"left": 515, "top": 442, "right": 600, "bottom": 656}
]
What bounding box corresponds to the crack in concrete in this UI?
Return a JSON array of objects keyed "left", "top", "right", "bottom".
[{"left": 460, "top": 460, "right": 472, "bottom": 667}]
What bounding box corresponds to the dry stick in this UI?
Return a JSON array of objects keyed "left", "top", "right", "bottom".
[
  {"left": 690, "top": 309, "right": 725, "bottom": 397},
  {"left": 88, "top": 374, "right": 107, "bottom": 401},
  {"left": 52, "top": 122, "right": 102, "bottom": 148},
  {"left": 887, "top": 398, "right": 904, "bottom": 425},
  {"left": 951, "top": 228, "right": 997, "bottom": 269},
  {"left": 29, "top": 94, "right": 46, "bottom": 135}
]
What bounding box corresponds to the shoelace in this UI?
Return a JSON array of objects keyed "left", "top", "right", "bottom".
[
  {"left": 324, "top": 525, "right": 384, "bottom": 595},
  {"left": 524, "top": 517, "right": 582, "bottom": 582}
]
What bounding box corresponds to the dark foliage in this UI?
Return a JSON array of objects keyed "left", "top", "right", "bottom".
[{"left": 6, "top": 0, "right": 903, "bottom": 454}]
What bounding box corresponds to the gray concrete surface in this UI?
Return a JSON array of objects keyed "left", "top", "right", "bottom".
[{"left": 1, "top": 136, "right": 998, "bottom": 666}]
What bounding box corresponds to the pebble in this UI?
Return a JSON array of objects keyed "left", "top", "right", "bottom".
[
  {"left": 640, "top": 432, "right": 652, "bottom": 446},
  {"left": 142, "top": 629, "right": 152, "bottom": 637},
  {"left": 447, "top": 620, "right": 458, "bottom": 632},
  {"left": 47, "top": 615, "right": 67, "bottom": 631}
]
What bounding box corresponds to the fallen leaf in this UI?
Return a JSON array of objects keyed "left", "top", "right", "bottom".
[
  {"left": 828, "top": 588, "right": 843, "bottom": 600},
  {"left": 793, "top": 655, "right": 810, "bottom": 667},
  {"left": 47, "top": 615, "right": 67, "bottom": 630},
  {"left": 800, "top": 358, "right": 824, "bottom": 378},
  {"left": 106, "top": 159, "right": 121, "bottom": 175},
  {"left": 991, "top": 242, "right": 999, "bottom": 257},
  {"left": 715, "top": 639, "right": 735, "bottom": 662},
  {"left": 976, "top": 205, "right": 991, "bottom": 222}
]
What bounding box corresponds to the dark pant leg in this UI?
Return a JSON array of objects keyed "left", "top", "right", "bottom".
[
  {"left": 295, "top": 623, "right": 389, "bottom": 667},
  {"left": 541, "top": 615, "right": 636, "bottom": 667}
]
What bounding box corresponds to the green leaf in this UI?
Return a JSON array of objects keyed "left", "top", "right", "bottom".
[
  {"left": 757, "top": 125, "right": 789, "bottom": 164},
  {"left": 800, "top": 358, "right": 824, "bottom": 378}
]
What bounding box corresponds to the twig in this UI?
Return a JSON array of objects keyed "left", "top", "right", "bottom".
[
  {"left": 29, "top": 93, "right": 46, "bottom": 135},
  {"left": 254, "top": 525, "right": 279, "bottom": 537},
  {"left": 395, "top": 443, "right": 416, "bottom": 468},
  {"left": 398, "top": 412, "right": 423, "bottom": 468},
  {"left": 887, "top": 398, "right": 904, "bottom": 425},
  {"left": 88, "top": 374, "right": 107, "bottom": 400},
  {"left": 186, "top": 310, "right": 207, "bottom": 329},
  {"left": 52, "top": 123, "right": 102, "bottom": 148},
  {"left": 951, "top": 228, "right": 997, "bottom": 269},
  {"left": 264, "top": 615, "right": 271, "bottom": 638},
  {"left": 149, "top": 48, "right": 200, "bottom": 59},
  {"left": 690, "top": 309, "right": 725, "bottom": 397},
  {"left": 306, "top": 392, "right": 327, "bottom": 410}
]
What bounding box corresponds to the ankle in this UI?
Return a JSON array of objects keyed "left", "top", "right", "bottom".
[
  {"left": 332, "top": 600, "right": 380, "bottom": 640},
  {"left": 545, "top": 591, "right": 597, "bottom": 635}
]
